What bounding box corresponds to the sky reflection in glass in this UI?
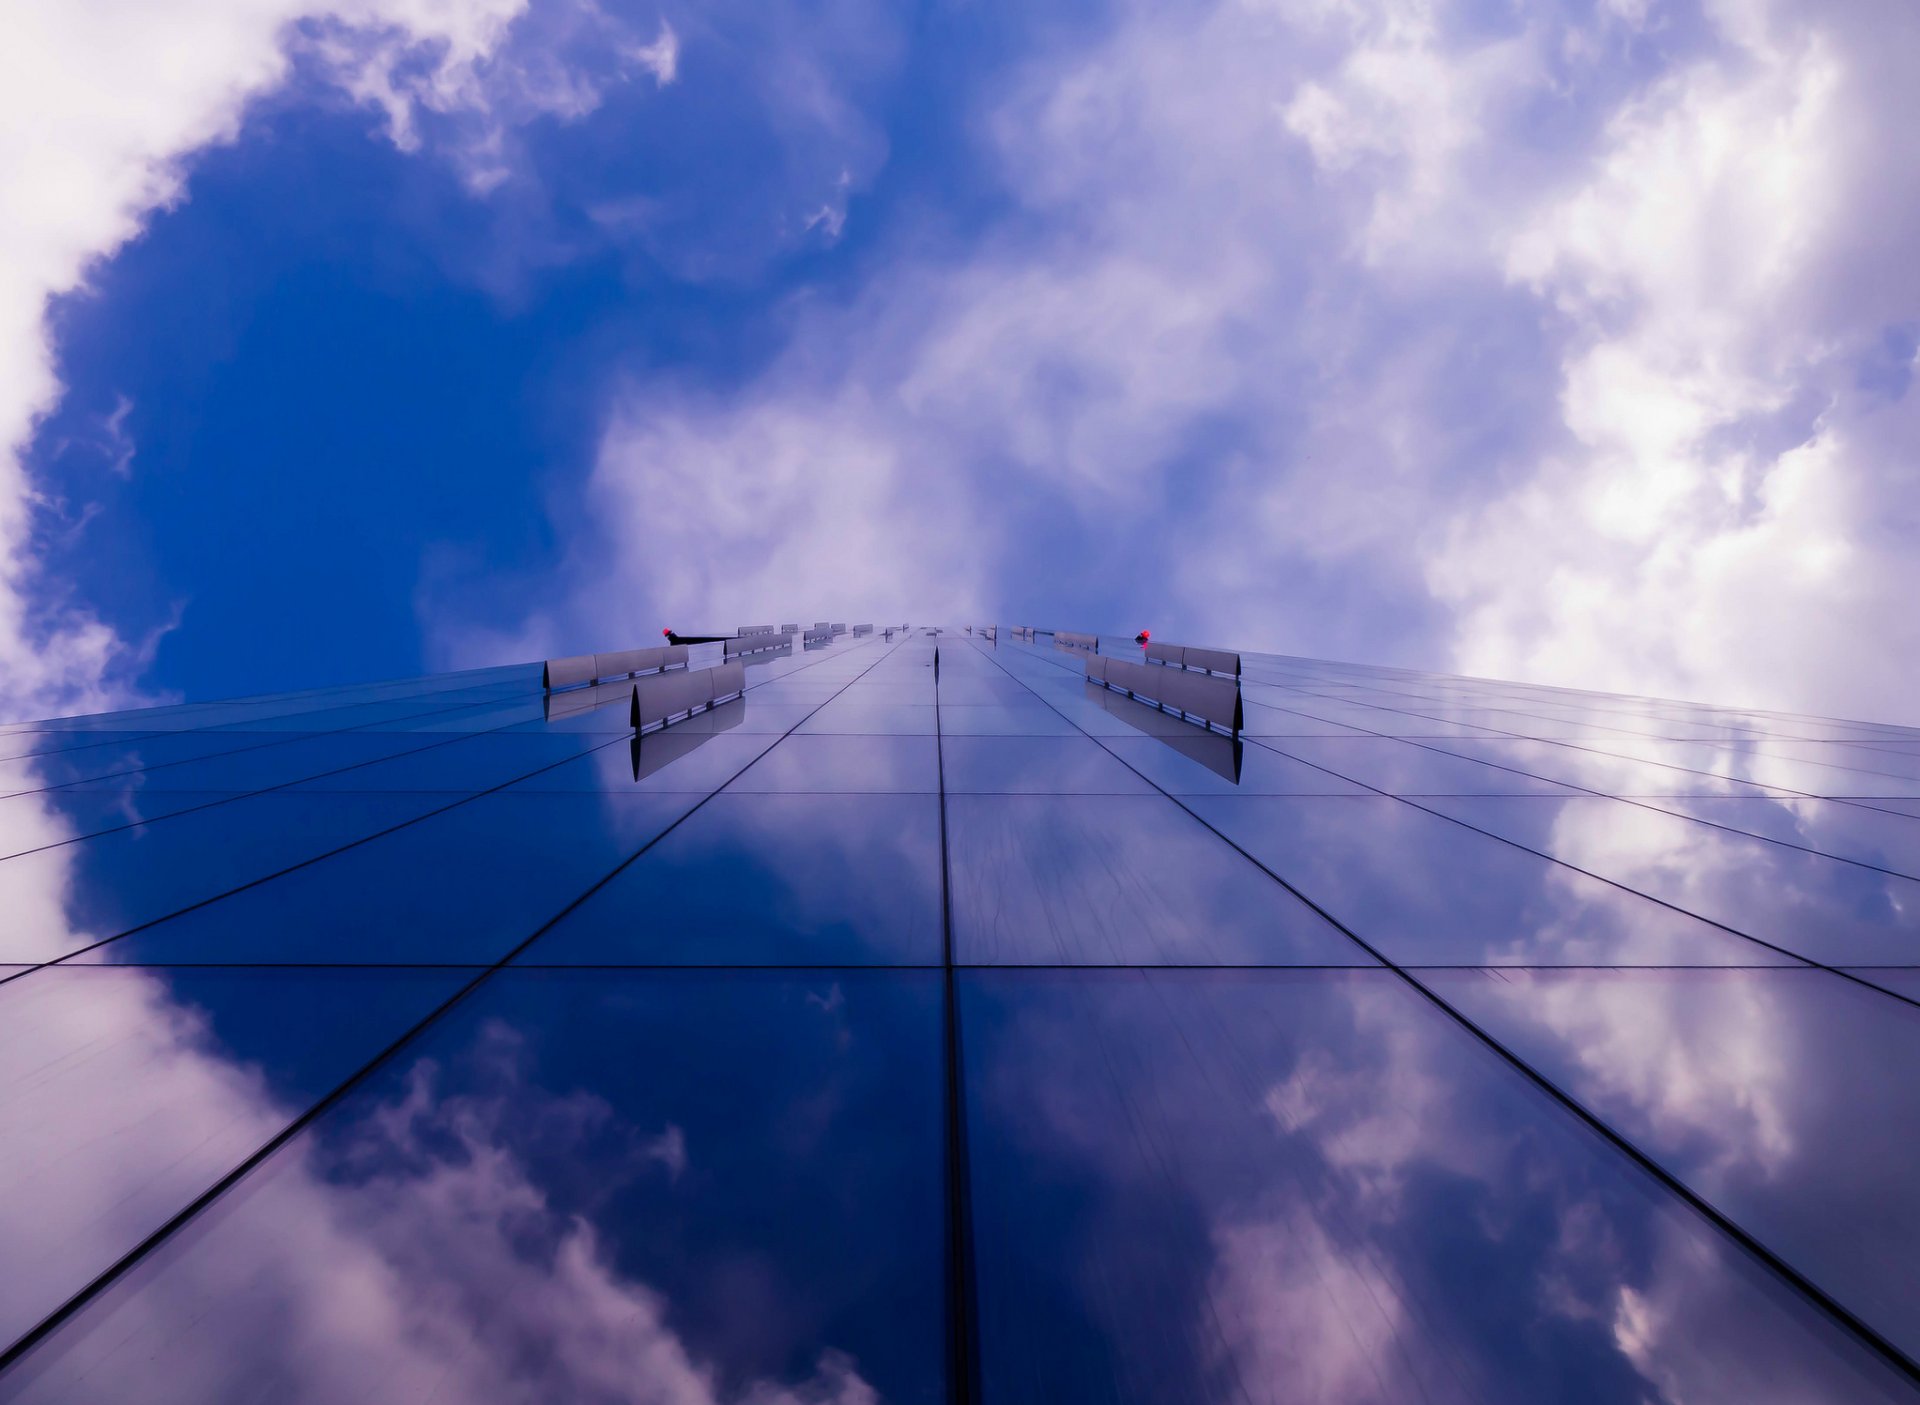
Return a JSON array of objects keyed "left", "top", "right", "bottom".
[{"left": 1, "top": 629, "right": 1918, "bottom": 1402}]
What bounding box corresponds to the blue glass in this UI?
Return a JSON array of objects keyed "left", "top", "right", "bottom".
[
  {"left": 960, "top": 969, "right": 1914, "bottom": 1403},
  {"left": 53, "top": 731, "right": 461, "bottom": 794},
  {"left": 1186, "top": 795, "right": 1792, "bottom": 965},
  {"left": 1102, "top": 734, "right": 1370, "bottom": 794},
  {"left": 832, "top": 682, "right": 935, "bottom": 705},
  {"left": 940, "top": 736, "right": 1153, "bottom": 794},
  {"left": 291, "top": 732, "right": 616, "bottom": 792},
  {"left": 507, "top": 731, "right": 774, "bottom": 792},
  {"left": 1625, "top": 798, "right": 1920, "bottom": 879},
  {"left": 935, "top": 705, "right": 1080, "bottom": 736},
  {"left": 74, "top": 793, "right": 702, "bottom": 965},
  {"left": 1428, "top": 966, "right": 1920, "bottom": 1364},
  {"left": 1569, "top": 739, "right": 1920, "bottom": 798},
  {"left": 0, "top": 732, "right": 303, "bottom": 797},
  {"left": 1723, "top": 742, "right": 1920, "bottom": 782},
  {"left": 932, "top": 679, "right": 1035, "bottom": 704},
  {"left": 1258, "top": 736, "right": 1577, "bottom": 795},
  {"left": 0, "top": 793, "right": 461, "bottom": 962},
  {"left": 1424, "top": 796, "right": 1920, "bottom": 966},
  {"left": 0, "top": 965, "right": 469, "bottom": 1353},
  {"left": 1235, "top": 701, "right": 1380, "bottom": 737},
  {"left": 0, "top": 791, "right": 227, "bottom": 859},
  {"left": 730, "top": 683, "right": 846, "bottom": 705},
  {"left": 521, "top": 794, "right": 943, "bottom": 965},
  {"left": 947, "top": 794, "right": 1369, "bottom": 966},
  {"left": 1420, "top": 737, "right": 1786, "bottom": 795},
  {"left": 0, "top": 970, "right": 948, "bottom": 1404},
  {"left": 1848, "top": 970, "right": 1920, "bottom": 996},
  {"left": 729, "top": 734, "right": 940, "bottom": 792},
  {"left": 0, "top": 731, "right": 161, "bottom": 763},
  {"left": 202, "top": 689, "right": 520, "bottom": 734}
]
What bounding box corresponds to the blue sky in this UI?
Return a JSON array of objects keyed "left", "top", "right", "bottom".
[{"left": 4, "top": 0, "right": 1919, "bottom": 720}]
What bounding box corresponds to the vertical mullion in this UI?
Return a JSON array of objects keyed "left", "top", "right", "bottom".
[{"left": 934, "top": 634, "right": 978, "bottom": 1405}]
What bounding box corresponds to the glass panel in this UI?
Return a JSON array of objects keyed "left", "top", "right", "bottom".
[
  {"left": 0, "top": 970, "right": 947, "bottom": 1404},
  {"left": 1187, "top": 795, "right": 1792, "bottom": 966},
  {"left": 74, "top": 793, "right": 701, "bottom": 965},
  {"left": 0, "top": 790, "right": 233, "bottom": 860},
  {"left": 0, "top": 793, "right": 461, "bottom": 962},
  {"left": 940, "top": 737, "right": 1153, "bottom": 794},
  {"left": 729, "top": 734, "right": 940, "bottom": 793},
  {"left": 930, "top": 706, "right": 1079, "bottom": 737},
  {"left": 0, "top": 733, "right": 299, "bottom": 796},
  {"left": 1570, "top": 740, "right": 1920, "bottom": 798},
  {"left": 0, "top": 730, "right": 161, "bottom": 763},
  {"left": 505, "top": 732, "right": 774, "bottom": 793},
  {"left": 947, "top": 795, "right": 1369, "bottom": 966},
  {"left": 1234, "top": 702, "right": 1376, "bottom": 737},
  {"left": 1101, "top": 735, "right": 1369, "bottom": 795},
  {"left": 1641, "top": 796, "right": 1920, "bottom": 878},
  {"left": 521, "top": 794, "right": 944, "bottom": 965},
  {"left": 290, "top": 733, "right": 615, "bottom": 792},
  {"left": 961, "top": 968, "right": 1913, "bottom": 1404},
  {"left": 1428, "top": 966, "right": 1920, "bottom": 1363},
  {"left": 1260, "top": 737, "right": 1576, "bottom": 795},
  {"left": 1424, "top": 796, "right": 1920, "bottom": 966},
  {"left": 1421, "top": 737, "right": 1785, "bottom": 796},
  {"left": 51, "top": 732, "right": 459, "bottom": 795},
  {"left": 0, "top": 966, "right": 469, "bottom": 1353}
]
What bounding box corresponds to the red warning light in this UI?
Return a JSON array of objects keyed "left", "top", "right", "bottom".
[
  {"left": 662, "top": 627, "right": 673, "bottom": 638},
  {"left": 1135, "top": 628, "right": 1151, "bottom": 646}
]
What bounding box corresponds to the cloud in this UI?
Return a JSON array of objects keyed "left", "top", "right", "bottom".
[
  {"left": 468, "top": 0, "right": 1920, "bottom": 727},
  {"left": 0, "top": 0, "right": 670, "bottom": 722},
  {"left": 1, "top": 964, "right": 883, "bottom": 1403}
]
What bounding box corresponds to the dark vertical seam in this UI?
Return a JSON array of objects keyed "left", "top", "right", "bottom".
[{"left": 935, "top": 635, "right": 980, "bottom": 1405}]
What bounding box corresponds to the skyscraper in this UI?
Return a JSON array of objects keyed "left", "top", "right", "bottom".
[{"left": 1, "top": 626, "right": 1918, "bottom": 1402}]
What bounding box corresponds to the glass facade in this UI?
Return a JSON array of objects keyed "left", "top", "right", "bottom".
[{"left": 1, "top": 628, "right": 1918, "bottom": 1401}]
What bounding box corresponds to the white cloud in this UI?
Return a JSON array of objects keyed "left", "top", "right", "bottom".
[
  {"left": 1433, "top": 3, "right": 1920, "bottom": 720},
  {"left": 0, "top": 0, "right": 669, "bottom": 722},
  {"left": 1, "top": 955, "right": 883, "bottom": 1403},
  {"left": 478, "top": 0, "right": 1920, "bottom": 727}
]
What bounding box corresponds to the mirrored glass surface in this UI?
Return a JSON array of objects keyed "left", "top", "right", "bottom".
[
  {"left": 290, "top": 733, "right": 615, "bottom": 793},
  {"left": 940, "top": 736, "right": 1153, "bottom": 794},
  {"left": 932, "top": 705, "right": 1079, "bottom": 736},
  {"left": 505, "top": 731, "right": 773, "bottom": 792},
  {"left": 0, "top": 731, "right": 162, "bottom": 763},
  {"left": 523, "top": 794, "right": 944, "bottom": 965},
  {"left": 1570, "top": 740, "right": 1920, "bottom": 798},
  {"left": 795, "top": 702, "right": 938, "bottom": 736},
  {"left": 1633, "top": 797, "right": 1920, "bottom": 878},
  {"left": 0, "top": 965, "right": 470, "bottom": 1353},
  {"left": 1427, "top": 966, "right": 1920, "bottom": 1364},
  {"left": 1423, "top": 796, "right": 1920, "bottom": 966},
  {"left": 1186, "top": 796, "right": 1792, "bottom": 966},
  {"left": 729, "top": 734, "right": 939, "bottom": 793},
  {"left": 73, "top": 793, "right": 701, "bottom": 965},
  {"left": 1101, "top": 735, "right": 1368, "bottom": 795},
  {"left": 947, "top": 794, "right": 1369, "bottom": 966},
  {"left": 0, "top": 970, "right": 947, "bottom": 1404},
  {"left": 0, "top": 793, "right": 463, "bottom": 962},
  {"left": 961, "top": 969, "right": 1914, "bottom": 1404},
  {"left": 1258, "top": 737, "right": 1577, "bottom": 795},
  {"left": 50, "top": 732, "right": 461, "bottom": 795},
  {"left": 1420, "top": 737, "right": 1788, "bottom": 796},
  {"left": 0, "top": 733, "right": 299, "bottom": 797}
]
